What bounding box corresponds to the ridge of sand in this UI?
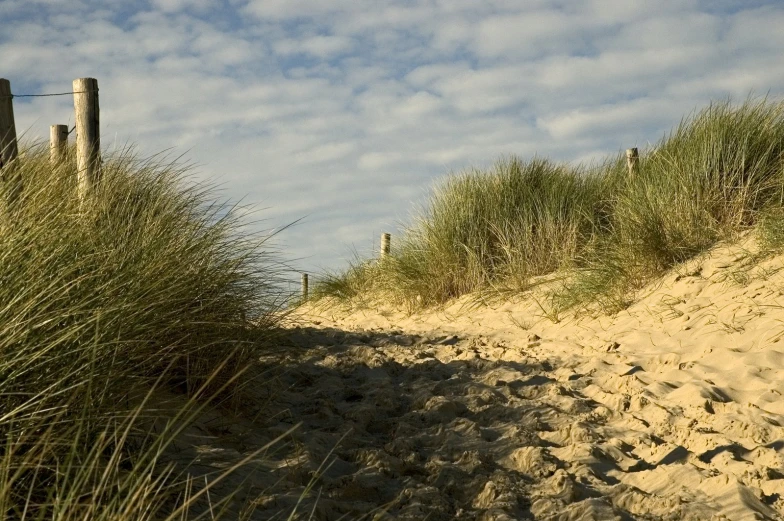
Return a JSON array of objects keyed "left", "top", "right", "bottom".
[{"left": 160, "top": 236, "right": 784, "bottom": 520}]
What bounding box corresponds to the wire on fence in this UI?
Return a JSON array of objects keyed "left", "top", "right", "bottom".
[
  {"left": 0, "top": 91, "right": 89, "bottom": 99},
  {"left": 2, "top": 89, "right": 82, "bottom": 134}
]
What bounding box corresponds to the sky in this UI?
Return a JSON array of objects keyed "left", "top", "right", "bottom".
[{"left": 3, "top": 0, "right": 784, "bottom": 287}]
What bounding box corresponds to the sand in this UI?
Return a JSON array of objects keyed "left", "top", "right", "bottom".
[{"left": 161, "top": 236, "right": 784, "bottom": 520}]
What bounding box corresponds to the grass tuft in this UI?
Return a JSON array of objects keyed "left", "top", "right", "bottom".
[{"left": 0, "top": 143, "right": 288, "bottom": 519}]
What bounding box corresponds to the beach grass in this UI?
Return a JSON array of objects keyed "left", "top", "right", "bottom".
[
  {"left": 0, "top": 144, "right": 288, "bottom": 519},
  {"left": 312, "top": 97, "right": 784, "bottom": 314}
]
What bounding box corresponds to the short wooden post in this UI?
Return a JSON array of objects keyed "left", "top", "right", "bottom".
[
  {"left": 73, "top": 78, "right": 100, "bottom": 198},
  {"left": 0, "top": 79, "right": 19, "bottom": 170},
  {"left": 50, "top": 124, "right": 69, "bottom": 164},
  {"left": 380, "top": 232, "right": 391, "bottom": 259},
  {"left": 301, "top": 273, "right": 309, "bottom": 300},
  {"left": 626, "top": 148, "right": 639, "bottom": 177}
]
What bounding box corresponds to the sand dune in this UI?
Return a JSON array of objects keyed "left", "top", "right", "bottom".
[{"left": 162, "top": 236, "right": 784, "bottom": 520}]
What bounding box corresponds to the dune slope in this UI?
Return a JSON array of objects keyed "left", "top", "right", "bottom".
[{"left": 173, "top": 236, "right": 784, "bottom": 520}]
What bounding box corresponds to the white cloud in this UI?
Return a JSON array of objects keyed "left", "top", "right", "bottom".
[
  {"left": 357, "top": 152, "right": 405, "bottom": 171},
  {"left": 584, "top": 0, "right": 699, "bottom": 24},
  {"left": 536, "top": 98, "right": 678, "bottom": 139},
  {"left": 149, "top": 0, "right": 216, "bottom": 13},
  {"left": 608, "top": 12, "right": 722, "bottom": 50},
  {"left": 430, "top": 19, "right": 472, "bottom": 52},
  {"left": 294, "top": 141, "right": 357, "bottom": 165},
  {"left": 274, "top": 35, "right": 354, "bottom": 58},
  {"left": 473, "top": 11, "right": 580, "bottom": 58},
  {"left": 424, "top": 65, "right": 535, "bottom": 114},
  {"left": 725, "top": 6, "right": 784, "bottom": 52},
  {"left": 242, "top": 0, "right": 355, "bottom": 20},
  {"left": 393, "top": 91, "right": 443, "bottom": 119},
  {"left": 535, "top": 46, "right": 717, "bottom": 93}
]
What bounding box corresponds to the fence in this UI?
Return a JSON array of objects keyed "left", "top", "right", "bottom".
[
  {"left": 296, "top": 232, "right": 390, "bottom": 302},
  {"left": 0, "top": 77, "right": 101, "bottom": 202}
]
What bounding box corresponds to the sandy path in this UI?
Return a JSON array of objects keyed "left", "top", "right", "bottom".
[{"left": 161, "top": 237, "right": 784, "bottom": 520}]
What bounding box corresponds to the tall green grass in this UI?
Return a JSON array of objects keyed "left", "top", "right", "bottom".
[
  {"left": 0, "top": 144, "right": 287, "bottom": 519},
  {"left": 314, "top": 97, "right": 784, "bottom": 313},
  {"left": 312, "top": 155, "right": 618, "bottom": 308}
]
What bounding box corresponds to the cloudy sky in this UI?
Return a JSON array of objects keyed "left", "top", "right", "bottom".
[{"left": 2, "top": 0, "right": 784, "bottom": 284}]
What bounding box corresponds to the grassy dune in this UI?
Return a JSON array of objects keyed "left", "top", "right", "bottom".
[
  {"left": 0, "top": 145, "right": 286, "bottom": 519},
  {"left": 313, "top": 97, "right": 784, "bottom": 313}
]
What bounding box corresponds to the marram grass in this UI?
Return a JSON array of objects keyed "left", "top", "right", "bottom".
[
  {"left": 313, "top": 97, "right": 784, "bottom": 314},
  {"left": 0, "top": 144, "right": 289, "bottom": 519}
]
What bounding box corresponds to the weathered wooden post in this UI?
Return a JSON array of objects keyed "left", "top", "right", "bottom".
[
  {"left": 73, "top": 78, "right": 100, "bottom": 198},
  {"left": 0, "top": 79, "right": 18, "bottom": 170},
  {"left": 626, "top": 147, "right": 639, "bottom": 177},
  {"left": 301, "top": 273, "right": 309, "bottom": 300},
  {"left": 50, "top": 124, "right": 69, "bottom": 164},
  {"left": 380, "top": 232, "right": 391, "bottom": 259},
  {"left": 0, "top": 79, "right": 21, "bottom": 207}
]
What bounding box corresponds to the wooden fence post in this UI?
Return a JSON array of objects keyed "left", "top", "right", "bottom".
[
  {"left": 301, "top": 273, "right": 309, "bottom": 300},
  {"left": 626, "top": 148, "right": 639, "bottom": 177},
  {"left": 380, "top": 232, "right": 391, "bottom": 259},
  {"left": 50, "top": 124, "right": 69, "bottom": 164},
  {"left": 0, "top": 79, "right": 19, "bottom": 170},
  {"left": 73, "top": 78, "right": 100, "bottom": 198},
  {"left": 0, "top": 79, "right": 21, "bottom": 206}
]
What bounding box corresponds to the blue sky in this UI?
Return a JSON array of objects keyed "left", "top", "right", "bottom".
[{"left": 3, "top": 0, "right": 784, "bottom": 285}]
